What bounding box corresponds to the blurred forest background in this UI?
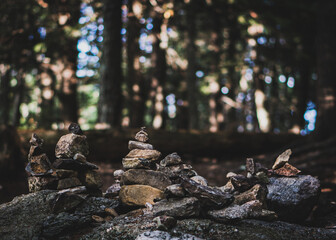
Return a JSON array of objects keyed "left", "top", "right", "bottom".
[{"left": 0, "top": 0, "right": 336, "bottom": 208}]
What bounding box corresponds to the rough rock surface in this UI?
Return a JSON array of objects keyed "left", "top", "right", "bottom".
[
  {"left": 160, "top": 152, "right": 182, "bottom": 167},
  {"left": 121, "top": 169, "right": 172, "bottom": 191},
  {"left": 267, "top": 175, "right": 320, "bottom": 222},
  {"left": 119, "top": 185, "right": 164, "bottom": 206},
  {"left": 55, "top": 133, "right": 89, "bottom": 158},
  {"left": 158, "top": 164, "right": 196, "bottom": 179},
  {"left": 1, "top": 190, "right": 335, "bottom": 240},
  {"left": 190, "top": 175, "right": 208, "bottom": 186},
  {"left": 165, "top": 184, "right": 186, "bottom": 198},
  {"left": 83, "top": 170, "right": 103, "bottom": 189},
  {"left": 233, "top": 184, "right": 267, "bottom": 206},
  {"left": 0, "top": 190, "right": 118, "bottom": 240},
  {"left": 28, "top": 176, "right": 57, "bottom": 192},
  {"left": 135, "top": 230, "right": 203, "bottom": 240},
  {"left": 208, "top": 200, "right": 262, "bottom": 222},
  {"left": 53, "top": 158, "right": 98, "bottom": 170},
  {"left": 152, "top": 197, "right": 200, "bottom": 218},
  {"left": 181, "top": 177, "right": 233, "bottom": 208},
  {"left": 80, "top": 214, "right": 336, "bottom": 240}
]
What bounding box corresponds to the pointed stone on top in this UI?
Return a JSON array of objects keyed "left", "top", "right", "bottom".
[
  {"left": 30, "top": 133, "right": 44, "bottom": 147},
  {"left": 68, "top": 122, "right": 83, "bottom": 135},
  {"left": 135, "top": 127, "right": 149, "bottom": 143},
  {"left": 272, "top": 149, "right": 292, "bottom": 170}
]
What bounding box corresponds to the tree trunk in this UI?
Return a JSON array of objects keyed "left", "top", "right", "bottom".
[
  {"left": 315, "top": 0, "right": 336, "bottom": 139},
  {"left": 12, "top": 71, "right": 25, "bottom": 126},
  {"left": 150, "top": 14, "right": 167, "bottom": 129},
  {"left": 208, "top": 6, "right": 224, "bottom": 132},
  {"left": 98, "top": 0, "right": 123, "bottom": 128},
  {"left": 185, "top": 1, "right": 199, "bottom": 130},
  {"left": 46, "top": 0, "right": 81, "bottom": 126},
  {"left": 226, "top": 13, "right": 239, "bottom": 130},
  {"left": 0, "top": 66, "right": 10, "bottom": 125},
  {"left": 38, "top": 69, "right": 56, "bottom": 129},
  {"left": 127, "top": 0, "right": 146, "bottom": 128}
]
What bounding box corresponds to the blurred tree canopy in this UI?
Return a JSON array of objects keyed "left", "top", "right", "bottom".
[{"left": 0, "top": 0, "right": 335, "bottom": 138}]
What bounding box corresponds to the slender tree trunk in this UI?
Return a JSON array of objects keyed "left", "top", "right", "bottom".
[
  {"left": 207, "top": 5, "right": 223, "bottom": 132},
  {"left": 127, "top": 0, "right": 146, "bottom": 128},
  {"left": 98, "top": 0, "right": 123, "bottom": 128},
  {"left": 151, "top": 14, "right": 167, "bottom": 129},
  {"left": 0, "top": 66, "right": 10, "bottom": 125},
  {"left": 315, "top": 0, "right": 336, "bottom": 139},
  {"left": 12, "top": 72, "right": 25, "bottom": 126},
  {"left": 185, "top": 1, "right": 198, "bottom": 130},
  {"left": 226, "top": 14, "right": 239, "bottom": 130},
  {"left": 254, "top": 71, "right": 270, "bottom": 132},
  {"left": 38, "top": 69, "right": 56, "bottom": 129},
  {"left": 295, "top": 64, "right": 310, "bottom": 129}
]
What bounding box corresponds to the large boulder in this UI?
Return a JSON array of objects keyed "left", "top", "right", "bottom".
[
  {"left": 0, "top": 189, "right": 118, "bottom": 240},
  {"left": 267, "top": 175, "right": 320, "bottom": 222}
]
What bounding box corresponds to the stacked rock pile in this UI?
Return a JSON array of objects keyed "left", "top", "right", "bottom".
[
  {"left": 26, "top": 133, "right": 56, "bottom": 192},
  {"left": 26, "top": 123, "right": 102, "bottom": 195},
  {"left": 106, "top": 128, "right": 320, "bottom": 227}
]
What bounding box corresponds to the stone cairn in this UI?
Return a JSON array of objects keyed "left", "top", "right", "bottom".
[
  {"left": 105, "top": 128, "right": 320, "bottom": 227},
  {"left": 26, "top": 123, "right": 102, "bottom": 195},
  {"left": 26, "top": 133, "right": 55, "bottom": 192}
]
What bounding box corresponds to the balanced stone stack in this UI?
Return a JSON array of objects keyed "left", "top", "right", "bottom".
[
  {"left": 53, "top": 123, "right": 102, "bottom": 193},
  {"left": 26, "top": 133, "right": 56, "bottom": 192},
  {"left": 119, "top": 127, "right": 166, "bottom": 206}
]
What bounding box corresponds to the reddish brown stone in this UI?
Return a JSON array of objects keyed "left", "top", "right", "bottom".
[{"left": 273, "top": 163, "right": 301, "bottom": 177}]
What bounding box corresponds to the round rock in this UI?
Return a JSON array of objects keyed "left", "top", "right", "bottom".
[{"left": 55, "top": 133, "right": 89, "bottom": 159}]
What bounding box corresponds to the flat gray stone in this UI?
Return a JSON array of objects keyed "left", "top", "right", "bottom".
[{"left": 121, "top": 169, "right": 172, "bottom": 191}]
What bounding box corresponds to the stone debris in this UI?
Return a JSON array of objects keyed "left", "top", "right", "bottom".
[
  {"left": 157, "top": 163, "right": 196, "bottom": 180},
  {"left": 105, "top": 208, "right": 119, "bottom": 217},
  {"left": 165, "top": 184, "right": 186, "bottom": 198},
  {"left": 273, "top": 163, "right": 301, "bottom": 177},
  {"left": 208, "top": 200, "right": 263, "bottom": 222},
  {"left": 190, "top": 175, "right": 208, "bottom": 186},
  {"left": 160, "top": 152, "right": 182, "bottom": 167},
  {"left": 153, "top": 215, "right": 177, "bottom": 230},
  {"left": 233, "top": 184, "right": 268, "bottom": 206},
  {"left": 152, "top": 197, "right": 200, "bottom": 218},
  {"left": 230, "top": 175, "right": 253, "bottom": 192},
  {"left": 272, "top": 149, "right": 292, "bottom": 170},
  {"left": 104, "top": 183, "right": 121, "bottom": 198},
  {"left": 181, "top": 177, "right": 233, "bottom": 209},
  {"left": 246, "top": 158, "right": 256, "bottom": 178}
]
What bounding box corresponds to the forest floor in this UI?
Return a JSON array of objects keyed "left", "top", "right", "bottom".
[{"left": 0, "top": 129, "right": 335, "bottom": 228}]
